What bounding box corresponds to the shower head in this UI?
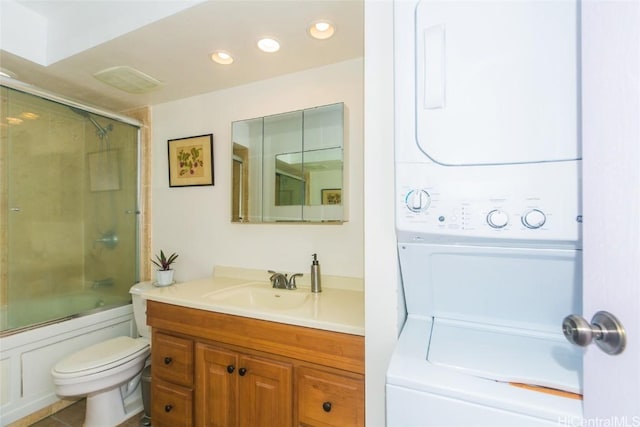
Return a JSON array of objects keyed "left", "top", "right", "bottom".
[{"left": 69, "top": 106, "right": 113, "bottom": 139}]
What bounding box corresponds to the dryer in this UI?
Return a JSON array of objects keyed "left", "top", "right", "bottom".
[{"left": 388, "top": 0, "right": 584, "bottom": 425}]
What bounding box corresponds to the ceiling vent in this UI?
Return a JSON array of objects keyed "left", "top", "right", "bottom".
[{"left": 93, "top": 66, "right": 162, "bottom": 94}]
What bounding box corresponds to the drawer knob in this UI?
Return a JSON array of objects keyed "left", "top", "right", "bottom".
[
  {"left": 227, "top": 365, "right": 235, "bottom": 374},
  {"left": 164, "top": 404, "right": 173, "bottom": 413},
  {"left": 164, "top": 357, "right": 173, "bottom": 365},
  {"left": 322, "top": 401, "right": 332, "bottom": 412},
  {"left": 239, "top": 367, "right": 247, "bottom": 376}
]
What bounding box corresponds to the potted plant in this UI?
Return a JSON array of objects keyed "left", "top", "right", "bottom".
[{"left": 151, "top": 250, "right": 178, "bottom": 286}]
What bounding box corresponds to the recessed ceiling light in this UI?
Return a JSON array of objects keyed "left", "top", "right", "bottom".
[
  {"left": 257, "top": 38, "right": 280, "bottom": 53},
  {"left": 211, "top": 50, "right": 234, "bottom": 65},
  {"left": 6, "top": 117, "right": 23, "bottom": 125},
  {"left": 309, "top": 20, "right": 335, "bottom": 40},
  {"left": 19, "top": 112, "right": 39, "bottom": 120}
]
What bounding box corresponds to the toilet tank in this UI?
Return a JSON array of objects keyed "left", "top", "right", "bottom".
[{"left": 129, "top": 282, "right": 155, "bottom": 339}]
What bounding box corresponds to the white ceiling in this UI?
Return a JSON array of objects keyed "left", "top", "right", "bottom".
[{"left": 0, "top": 0, "right": 364, "bottom": 112}]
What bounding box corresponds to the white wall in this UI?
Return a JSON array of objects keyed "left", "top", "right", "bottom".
[
  {"left": 151, "top": 58, "right": 363, "bottom": 282},
  {"left": 364, "top": 1, "right": 400, "bottom": 425}
]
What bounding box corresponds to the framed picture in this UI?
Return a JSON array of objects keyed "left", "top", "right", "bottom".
[
  {"left": 168, "top": 134, "right": 214, "bottom": 187},
  {"left": 321, "top": 188, "right": 342, "bottom": 205}
]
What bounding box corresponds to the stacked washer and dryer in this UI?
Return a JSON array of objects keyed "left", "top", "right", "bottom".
[{"left": 387, "top": 0, "right": 585, "bottom": 425}]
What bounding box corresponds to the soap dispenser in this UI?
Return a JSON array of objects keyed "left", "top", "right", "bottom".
[{"left": 311, "top": 254, "right": 322, "bottom": 293}]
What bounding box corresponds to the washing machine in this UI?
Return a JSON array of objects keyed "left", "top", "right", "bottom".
[{"left": 388, "top": 0, "right": 584, "bottom": 425}]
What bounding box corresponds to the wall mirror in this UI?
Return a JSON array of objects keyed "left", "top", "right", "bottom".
[{"left": 232, "top": 103, "right": 344, "bottom": 223}]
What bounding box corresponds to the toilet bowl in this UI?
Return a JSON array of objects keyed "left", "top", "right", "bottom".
[
  {"left": 51, "top": 282, "right": 154, "bottom": 427},
  {"left": 52, "top": 337, "right": 150, "bottom": 426}
]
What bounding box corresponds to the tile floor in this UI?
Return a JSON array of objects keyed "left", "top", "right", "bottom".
[{"left": 29, "top": 400, "right": 149, "bottom": 427}]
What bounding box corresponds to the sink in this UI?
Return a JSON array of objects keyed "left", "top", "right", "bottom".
[{"left": 205, "top": 284, "right": 311, "bottom": 310}]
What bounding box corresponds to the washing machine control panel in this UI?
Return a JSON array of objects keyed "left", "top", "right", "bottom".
[
  {"left": 486, "top": 209, "right": 510, "bottom": 229},
  {"left": 396, "top": 162, "right": 581, "bottom": 244},
  {"left": 405, "top": 189, "right": 432, "bottom": 212},
  {"left": 521, "top": 209, "right": 547, "bottom": 229}
]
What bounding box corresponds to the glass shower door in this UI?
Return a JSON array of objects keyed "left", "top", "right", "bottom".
[{"left": 1, "top": 86, "right": 140, "bottom": 333}]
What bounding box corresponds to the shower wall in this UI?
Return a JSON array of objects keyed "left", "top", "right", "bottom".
[{"left": 0, "top": 86, "right": 140, "bottom": 331}]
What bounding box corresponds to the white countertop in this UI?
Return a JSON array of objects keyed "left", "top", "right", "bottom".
[{"left": 140, "top": 266, "right": 364, "bottom": 336}]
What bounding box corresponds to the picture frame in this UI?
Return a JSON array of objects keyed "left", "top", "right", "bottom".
[
  {"left": 168, "top": 134, "right": 214, "bottom": 187},
  {"left": 321, "top": 188, "right": 342, "bottom": 205}
]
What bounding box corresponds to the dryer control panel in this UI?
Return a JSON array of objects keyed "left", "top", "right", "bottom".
[{"left": 396, "top": 161, "right": 582, "bottom": 246}]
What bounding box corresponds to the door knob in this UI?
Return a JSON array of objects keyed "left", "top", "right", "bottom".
[{"left": 562, "top": 311, "right": 626, "bottom": 355}]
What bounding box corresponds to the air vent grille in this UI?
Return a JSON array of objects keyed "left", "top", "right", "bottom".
[{"left": 93, "top": 66, "right": 162, "bottom": 94}]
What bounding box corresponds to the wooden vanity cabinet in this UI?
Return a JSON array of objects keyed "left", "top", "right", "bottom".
[
  {"left": 196, "top": 343, "right": 293, "bottom": 427},
  {"left": 147, "top": 300, "right": 364, "bottom": 427}
]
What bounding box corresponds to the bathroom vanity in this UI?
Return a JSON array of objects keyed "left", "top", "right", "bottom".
[{"left": 141, "top": 268, "right": 364, "bottom": 427}]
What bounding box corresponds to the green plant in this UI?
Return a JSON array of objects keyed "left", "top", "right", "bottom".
[{"left": 151, "top": 250, "right": 179, "bottom": 271}]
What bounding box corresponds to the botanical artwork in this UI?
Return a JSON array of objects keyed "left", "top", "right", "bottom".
[
  {"left": 168, "top": 134, "right": 214, "bottom": 187},
  {"left": 177, "top": 145, "right": 204, "bottom": 177},
  {"left": 321, "top": 189, "right": 342, "bottom": 205}
]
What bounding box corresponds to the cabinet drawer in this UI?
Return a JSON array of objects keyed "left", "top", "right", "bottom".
[
  {"left": 152, "top": 378, "right": 193, "bottom": 427},
  {"left": 296, "top": 367, "right": 364, "bottom": 427},
  {"left": 153, "top": 332, "right": 194, "bottom": 386}
]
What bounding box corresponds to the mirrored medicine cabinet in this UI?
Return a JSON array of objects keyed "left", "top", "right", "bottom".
[{"left": 231, "top": 103, "right": 345, "bottom": 223}]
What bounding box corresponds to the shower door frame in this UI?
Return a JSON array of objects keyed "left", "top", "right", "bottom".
[{"left": 1, "top": 77, "right": 144, "bottom": 332}]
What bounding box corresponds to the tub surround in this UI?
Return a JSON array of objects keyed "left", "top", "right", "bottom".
[
  {"left": 143, "top": 266, "right": 365, "bottom": 426},
  {"left": 0, "top": 305, "right": 136, "bottom": 426},
  {"left": 140, "top": 266, "right": 364, "bottom": 336}
]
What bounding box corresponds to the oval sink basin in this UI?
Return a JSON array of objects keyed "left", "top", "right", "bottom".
[{"left": 206, "top": 284, "right": 310, "bottom": 310}]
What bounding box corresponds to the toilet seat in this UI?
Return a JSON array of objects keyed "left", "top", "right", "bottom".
[{"left": 53, "top": 336, "right": 149, "bottom": 378}]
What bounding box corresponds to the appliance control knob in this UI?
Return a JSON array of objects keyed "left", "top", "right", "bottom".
[
  {"left": 405, "top": 189, "right": 431, "bottom": 213},
  {"left": 522, "top": 209, "right": 546, "bottom": 229},
  {"left": 487, "top": 209, "right": 509, "bottom": 228}
]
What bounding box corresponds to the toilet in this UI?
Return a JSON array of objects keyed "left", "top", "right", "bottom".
[{"left": 51, "top": 282, "right": 153, "bottom": 427}]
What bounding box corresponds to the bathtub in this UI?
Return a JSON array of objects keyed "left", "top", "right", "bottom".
[
  {"left": 0, "top": 294, "right": 136, "bottom": 426},
  {"left": 0, "top": 291, "right": 130, "bottom": 333}
]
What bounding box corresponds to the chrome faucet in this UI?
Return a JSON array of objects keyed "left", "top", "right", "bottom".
[
  {"left": 268, "top": 271, "right": 302, "bottom": 290},
  {"left": 288, "top": 273, "right": 303, "bottom": 290},
  {"left": 269, "top": 271, "right": 288, "bottom": 289}
]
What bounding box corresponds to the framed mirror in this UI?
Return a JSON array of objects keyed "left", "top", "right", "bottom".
[{"left": 232, "top": 103, "right": 344, "bottom": 223}]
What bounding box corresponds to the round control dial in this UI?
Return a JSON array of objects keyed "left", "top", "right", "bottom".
[
  {"left": 522, "top": 209, "right": 546, "bottom": 229},
  {"left": 487, "top": 209, "right": 509, "bottom": 229},
  {"left": 405, "top": 189, "right": 431, "bottom": 213}
]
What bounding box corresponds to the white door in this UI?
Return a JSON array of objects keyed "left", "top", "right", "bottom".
[{"left": 582, "top": 0, "right": 640, "bottom": 421}]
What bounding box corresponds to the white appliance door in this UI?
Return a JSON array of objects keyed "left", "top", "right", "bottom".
[
  {"left": 415, "top": 0, "right": 580, "bottom": 166},
  {"left": 582, "top": 0, "right": 640, "bottom": 420}
]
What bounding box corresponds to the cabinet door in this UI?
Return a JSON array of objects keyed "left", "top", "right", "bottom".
[
  {"left": 195, "top": 343, "right": 238, "bottom": 427},
  {"left": 238, "top": 354, "right": 293, "bottom": 427},
  {"left": 296, "top": 366, "right": 364, "bottom": 427}
]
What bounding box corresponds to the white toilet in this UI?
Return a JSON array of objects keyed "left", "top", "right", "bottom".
[{"left": 51, "top": 282, "right": 153, "bottom": 427}]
